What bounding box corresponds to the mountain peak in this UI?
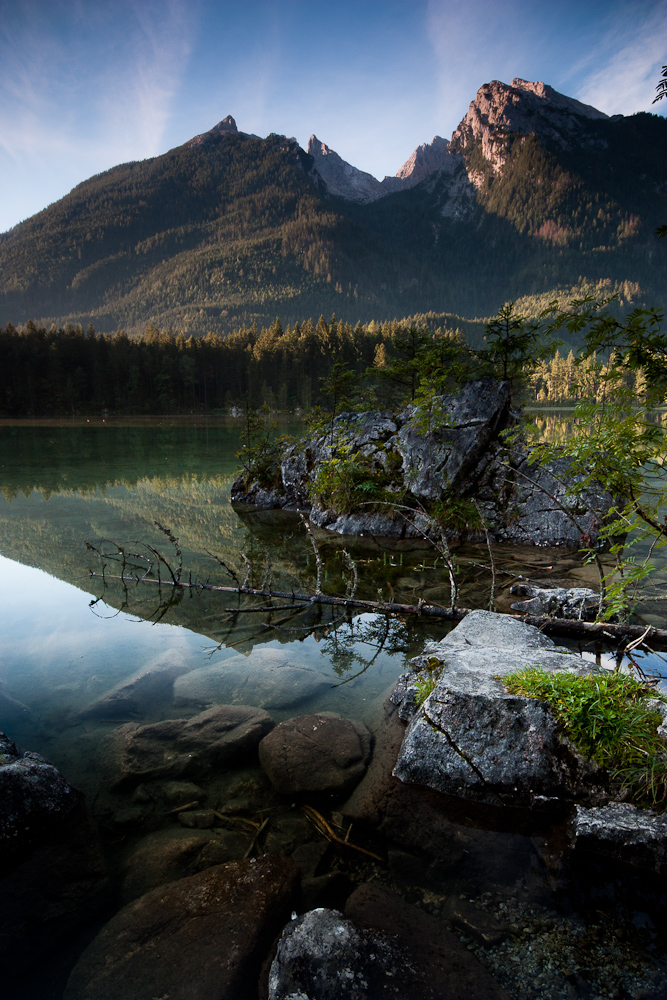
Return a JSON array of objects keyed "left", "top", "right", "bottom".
[
  {"left": 382, "top": 135, "right": 451, "bottom": 193},
  {"left": 187, "top": 115, "right": 239, "bottom": 148},
  {"left": 307, "top": 135, "right": 385, "bottom": 203},
  {"left": 509, "top": 79, "right": 609, "bottom": 121},
  {"left": 449, "top": 78, "right": 609, "bottom": 171}
]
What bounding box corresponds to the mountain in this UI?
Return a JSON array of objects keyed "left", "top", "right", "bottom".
[{"left": 0, "top": 78, "right": 665, "bottom": 335}]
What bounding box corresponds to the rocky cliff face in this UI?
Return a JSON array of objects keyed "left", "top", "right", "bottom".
[
  {"left": 307, "top": 135, "right": 386, "bottom": 203},
  {"left": 449, "top": 78, "right": 610, "bottom": 175},
  {"left": 381, "top": 135, "right": 451, "bottom": 193}
]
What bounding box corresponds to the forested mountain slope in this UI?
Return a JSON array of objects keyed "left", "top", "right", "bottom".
[{"left": 0, "top": 79, "right": 665, "bottom": 336}]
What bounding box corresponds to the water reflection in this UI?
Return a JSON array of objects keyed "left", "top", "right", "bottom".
[{"left": 2, "top": 419, "right": 667, "bottom": 999}]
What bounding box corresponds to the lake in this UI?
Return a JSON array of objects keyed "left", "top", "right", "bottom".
[{"left": 1, "top": 417, "right": 666, "bottom": 1000}]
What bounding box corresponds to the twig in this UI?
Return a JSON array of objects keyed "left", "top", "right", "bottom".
[
  {"left": 155, "top": 521, "right": 183, "bottom": 583},
  {"left": 301, "top": 805, "right": 383, "bottom": 862},
  {"left": 205, "top": 550, "right": 241, "bottom": 587},
  {"left": 623, "top": 625, "right": 653, "bottom": 654},
  {"left": 341, "top": 548, "right": 359, "bottom": 599},
  {"left": 243, "top": 816, "right": 269, "bottom": 858},
  {"left": 473, "top": 500, "right": 496, "bottom": 613},
  {"left": 165, "top": 800, "right": 200, "bottom": 816},
  {"left": 300, "top": 513, "right": 323, "bottom": 594},
  {"left": 239, "top": 552, "right": 252, "bottom": 590}
]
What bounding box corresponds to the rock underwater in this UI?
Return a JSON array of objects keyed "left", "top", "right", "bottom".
[{"left": 231, "top": 377, "right": 615, "bottom": 547}]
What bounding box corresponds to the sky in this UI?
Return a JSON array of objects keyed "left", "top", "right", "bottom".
[{"left": 0, "top": 0, "right": 665, "bottom": 233}]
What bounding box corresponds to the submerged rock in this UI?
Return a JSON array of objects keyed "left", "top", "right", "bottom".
[
  {"left": 79, "top": 648, "right": 192, "bottom": 720},
  {"left": 392, "top": 610, "right": 605, "bottom": 808},
  {"left": 119, "top": 826, "right": 248, "bottom": 902},
  {"left": 103, "top": 704, "right": 275, "bottom": 789},
  {"left": 259, "top": 713, "right": 372, "bottom": 796},
  {"left": 509, "top": 583, "right": 599, "bottom": 619},
  {"left": 65, "top": 855, "right": 300, "bottom": 1000},
  {"left": 173, "top": 647, "right": 329, "bottom": 710},
  {"left": 572, "top": 802, "right": 667, "bottom": 873},
  {"left": 268, "top": 886, "right": 507, "bottom": 999}
]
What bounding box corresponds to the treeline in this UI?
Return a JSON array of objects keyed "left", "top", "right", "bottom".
[
  {"left": 530, "top": 349, "right": 649, "bottom": 404},
  {"left": 0, "top": 313, "right": 472, "bottom": 416}
]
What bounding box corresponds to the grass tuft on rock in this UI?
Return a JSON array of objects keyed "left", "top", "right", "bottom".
[{"left": 501, "top": 667, "right": 667, "bottom": 807}]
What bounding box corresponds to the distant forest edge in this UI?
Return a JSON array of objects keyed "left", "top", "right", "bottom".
[
  {"left": 0, "top": 297, "right": 652, "bottom": 417},
  {"left": 0, "top": 311, "right": 485, "bottom": 416}
]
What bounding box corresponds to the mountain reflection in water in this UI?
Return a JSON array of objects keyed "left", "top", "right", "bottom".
[{"left": 1, "top": 418, "right": 667, "bottom": 1000}]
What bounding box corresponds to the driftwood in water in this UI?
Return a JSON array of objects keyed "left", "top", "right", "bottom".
[{"left": 88, "top": 570, "right": 667, "bottom": 649}]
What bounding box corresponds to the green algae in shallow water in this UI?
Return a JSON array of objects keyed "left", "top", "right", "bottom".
[{"left": 501, "top": 667, "right": 667, "bottom": 807}]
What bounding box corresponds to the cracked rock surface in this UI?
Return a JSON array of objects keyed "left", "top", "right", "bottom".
[{"left": 392, "top": 610, "right": 605, "bottom": 808}]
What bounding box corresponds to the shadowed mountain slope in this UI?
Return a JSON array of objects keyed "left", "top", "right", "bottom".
[{"left": 0, "top": 80, "right": 665, "bottom": 335}]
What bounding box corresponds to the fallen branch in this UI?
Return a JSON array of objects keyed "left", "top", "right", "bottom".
[
  {"left": 301, "top": 805, "right": 384, "bottom": 862},
  {"left": 88, "top": 569, "right": 667, "bottom": 647}
]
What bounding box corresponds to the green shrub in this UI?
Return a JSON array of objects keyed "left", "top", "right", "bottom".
[
  {"left": 309, "top": 442, "right": 403, "bottom": 513},
  {"left": 501, "top": 667, "right": 667, "bottom": 806}
]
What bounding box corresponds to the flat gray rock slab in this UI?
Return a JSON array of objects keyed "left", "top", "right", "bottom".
[
  {"left": 259, "top": 713, "right": 371, "bottom": 795},
  {"left": 173, "top": 647, "right": 329, "bottom": 710},
  {"left": 393, "top": 610, "right": 604, "bottom": 807},
  {"left": 104, "top": 704, "right": 275, "bottom": 789},
  {"left": 573, "top": 802, "right": 667, "bottom": 873}
]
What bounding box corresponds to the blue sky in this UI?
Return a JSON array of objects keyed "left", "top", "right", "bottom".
[{"left": 1, "top": 0, "right": 665, "bottom": 233}]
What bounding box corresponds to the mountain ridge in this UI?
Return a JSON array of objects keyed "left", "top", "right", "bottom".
[{"left": 0, "top": 78, "right": 665, "bottom": 336}]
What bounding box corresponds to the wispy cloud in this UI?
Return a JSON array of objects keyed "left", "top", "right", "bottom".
[
  {"left": 571, "top": 2, "right": 667, "bottom": 114},
  {"left": 0, "top": 0, "right": 197, "bottom": 165}
]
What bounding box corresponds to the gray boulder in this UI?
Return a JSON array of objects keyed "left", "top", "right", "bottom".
[
  {"left": 510, "top": 583, "right": 599, "bottom": 619},
  {"left": 268, "top": 886, "right": 507, "bottom": 999},
  {"left": 65, "top": 855, "right": 300, "bottom": 1000},
  {"left": 232, "top": 378, "right": 614, "bottom": 547},
  {"left": 392, "top": 610, "right": 606, "bottom": 807},
  {"left": 103, "top": 704, "right": 275, "bottom": 789},
  {"left": 258, "top": 713, "right": 372, "bottom": 795},
  {"left": 572, "top": 802, "right": 667, "bottom": 873},
  {"left": 173, "top": 647, "right": 329, "bottom": 710}
]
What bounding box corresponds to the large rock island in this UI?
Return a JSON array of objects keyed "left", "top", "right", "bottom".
[{"left": 232, "top": 378, "right": 612, "bottom": 547}]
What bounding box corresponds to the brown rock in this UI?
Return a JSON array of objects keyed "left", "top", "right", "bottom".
[
  {"left": 258, "top": 713, "right": 371, "bottom": 796},
  {"left": 345, "top": 884, "right": 509, "bottom": 999},
  {"left": 102, "top": 704, "right": 275, "bottom": 789},
  {"left": 65, "top": 854, "right": 300, "bottom": 1000},
  {"left": 119, "top": 827, "right": 248, "bottom": 903}
]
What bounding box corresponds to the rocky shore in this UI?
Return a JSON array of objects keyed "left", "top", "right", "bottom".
[
  {"left": 4, "top": 613, "right": 667, "bottom": 998},
  {"left": 231, "top": 378, "right": 614, "bottom": 548}
]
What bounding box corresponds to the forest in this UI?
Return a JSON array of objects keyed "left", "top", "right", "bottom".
[
  {"left": 0, "top": 300, "right": 657, "bottom": 418},
  {"left": 0, "top": 312, "right": 484, "bottom": 416}
]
